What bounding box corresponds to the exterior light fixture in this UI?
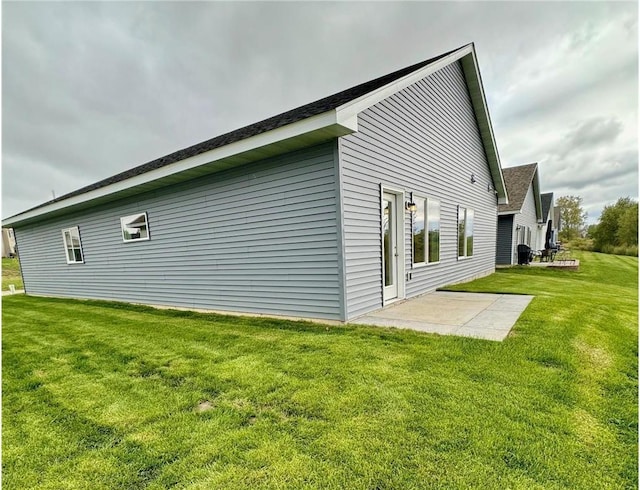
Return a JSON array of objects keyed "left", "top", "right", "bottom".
[
  {"left": 487, "top": 182, "right": 493, "bottom": 192},
  {"left": 470, "top": 174, "right": 476, "bottom": 184},
  {"left": 405, "top": 201, "right": 417, "bottom": 212}
]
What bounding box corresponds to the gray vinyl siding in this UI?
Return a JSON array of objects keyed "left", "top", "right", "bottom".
[
  {"left": 339, "top": 61, "right": 498, "bottom": 320},
  {"left": 512, "top": 185, "right": 539, "bottom": 264},
  {"left": 496, "top": 215, "right": 514, "bottom": 265},
  {"left": 15, "top": 142, "right": 343, "bottom": 320}
]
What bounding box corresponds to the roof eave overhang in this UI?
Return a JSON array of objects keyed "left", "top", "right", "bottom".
[
  {"left": 460, "top": 48, "right": 508, "bottom": 205},
  {"left": 3, "top": 111, "right": 357, "bottom": 227}
]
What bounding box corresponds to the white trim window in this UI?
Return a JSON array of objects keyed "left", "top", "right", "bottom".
[
  {"left": 458, "top": 207, "right": 474, "bottom": 258},
  {"left": 412, "top": 197, "right": 441, "bottom": 265},
  {"left": 121, "top": 212, "right": 150, "bottom": 242},
  {"left": 62, "top": 226, "right": 84, "bottom": 264}
]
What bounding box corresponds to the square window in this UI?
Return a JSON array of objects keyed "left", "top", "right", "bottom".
[{"left": 121, "top": 212, "right": 150, "bottom": 242}]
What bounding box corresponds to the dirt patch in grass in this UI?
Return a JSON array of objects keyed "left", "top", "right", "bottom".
[{"left": 195, "top": 401, "right": 214, "bottom": 413}]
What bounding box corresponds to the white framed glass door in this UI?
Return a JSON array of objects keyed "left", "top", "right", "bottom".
[{"left": 383, "top": 192, "right": 399, "bottom": 301}]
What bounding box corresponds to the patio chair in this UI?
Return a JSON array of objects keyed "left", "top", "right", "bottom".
[{"left": 540, "top": 248, "right": 556, "bottom": 262}]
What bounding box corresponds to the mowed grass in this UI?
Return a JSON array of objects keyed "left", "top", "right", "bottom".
[
  {"left": 2, "top": 257, "right": 23, "bottom": 291},
  {"left": 2, "top": 252, "right": 637, "bottom": 489}
]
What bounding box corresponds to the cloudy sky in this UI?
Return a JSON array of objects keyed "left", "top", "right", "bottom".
[{"left": 3, "top": 1, "right": 637, "bottom": 223}]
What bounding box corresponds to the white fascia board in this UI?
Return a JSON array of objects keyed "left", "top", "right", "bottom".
[
  {"left": 462, "top": 49, "right": 508, "bottom": 205},
  {"left": 335, "top": 45, "right": 474, "bottom": 123},
  {"left": 4, "top": 110, "right": 354, "bottom": 227},
  {"left": 498, "top": 210, "right": 520, "bottom": 216}
]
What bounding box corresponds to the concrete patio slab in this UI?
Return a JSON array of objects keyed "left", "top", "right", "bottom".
[{"left": 351, "top": 291, "right": 534, "bottom": 341}]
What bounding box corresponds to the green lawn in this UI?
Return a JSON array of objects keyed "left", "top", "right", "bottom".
[
  {"left": 2, "top": 257, "right": 23, "bottom": 291},
  {"left": 2, "top": 252, "right": 637, "bottom": 489}
]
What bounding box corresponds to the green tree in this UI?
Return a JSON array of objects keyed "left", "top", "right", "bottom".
[
  {"left": 592, "top": 197, "right": 638, "bottom": 250},
  {"left": 556, "top": 195, "right": 588, "bottom": 241},
  {"left": 617, "top": 203, "right": 639, "bottom": 246},
  {"left": 586, "top": 224, "right": 598, "bottom": 239}
]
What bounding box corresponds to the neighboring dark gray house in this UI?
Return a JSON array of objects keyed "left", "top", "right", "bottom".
[
  {"left": 4, "top": 43, "right": 508, "bottom": 322},
  {"left": 496, "top": 163, "right": 542, "bottom": 265}
]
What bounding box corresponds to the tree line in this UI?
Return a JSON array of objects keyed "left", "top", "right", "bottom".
[{"left": 556, "top": 195, "right": 638, "bottom": 256}]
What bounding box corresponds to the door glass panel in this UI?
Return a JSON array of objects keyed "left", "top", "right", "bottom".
[{"left": 383, "top": 197, "right": 394, "bottom": 287}]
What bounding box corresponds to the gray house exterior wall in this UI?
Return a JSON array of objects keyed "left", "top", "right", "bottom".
[
  {"left": 339, "top": 61, "right": 498, "bottom": 320},
  {"left": 496, "top": 215, "right": 514, "bottom": 265},
  {"left": 12, "top": 55, "right": 505, "bottom": 323},
  {"left": 15, "top": 142, "right": 345, "bottom": 320},
  {"left": 511, "top": 185, "right": 540, "bottom": 264}
]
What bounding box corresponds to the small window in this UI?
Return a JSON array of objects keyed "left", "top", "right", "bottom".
[
  {"left": 458, "top": 207, "right": 474, "bottom": 258},
  {"left": 62, "top": 226, "right": 84, "bottom": 264},
  {"left": 121, "top": 212, "right": 149, "bottom": 242}
]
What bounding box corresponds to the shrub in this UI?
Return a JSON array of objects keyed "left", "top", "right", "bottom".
[
  {"left": 567, "top": 238, "right": 594, "bottom": 251},
  {"left": 601, "top": 244, "right": 638, "bottom": 257}
]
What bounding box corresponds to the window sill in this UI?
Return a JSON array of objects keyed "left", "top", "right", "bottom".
[
  {"left": 122, "top": 237, "right": 150, "bottom": 243},
  {"left": 412, "top": 261, "right": 441, "bottom": 269}
]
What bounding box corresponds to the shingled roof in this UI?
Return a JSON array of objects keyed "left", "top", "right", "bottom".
[
  {"left": 498, "top": 163, "right": 541, "bottom": 217},
  {"left": 6, "top": 43, "right": 508, "bottom": 227},
  {"left": 11, "top": 47, "right": 460, "bottom": 218},
  {"left": 540, "top": 192, "right": 554, "bottom": 221}
]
